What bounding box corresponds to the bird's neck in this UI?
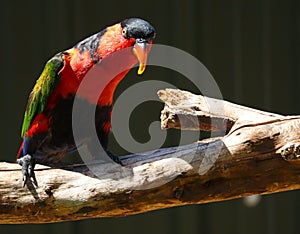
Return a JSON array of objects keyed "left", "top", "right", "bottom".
[
  {"left": 97, "top": 23, "right": 136, "bottom": 58},
  {"left": 67, "top": 47, "right": 138, "bottom": 107},
  {"left": 65, "top": 24, "right": 138, "bottom": 106}
]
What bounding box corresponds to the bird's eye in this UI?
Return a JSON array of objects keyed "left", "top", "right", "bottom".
[{"left": 122, "top": 28, "right": 127, "bottom": 37}]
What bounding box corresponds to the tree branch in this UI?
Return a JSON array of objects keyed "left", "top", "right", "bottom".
[{"left": 1, "top": 89, "right": 300, "bottom": 224}]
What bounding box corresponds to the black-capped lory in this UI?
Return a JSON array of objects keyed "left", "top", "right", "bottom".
[{"left": 17, "top": 18, "right": 156, "bottom": 186}]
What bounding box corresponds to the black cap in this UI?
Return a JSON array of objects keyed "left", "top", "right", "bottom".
[{"left": 121, "top": 18, "right": 156, "bottom": 41}]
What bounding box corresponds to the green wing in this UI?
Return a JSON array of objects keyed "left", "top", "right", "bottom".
[{"left": 21, "top": 53, "right": 65, "bottom": 137}]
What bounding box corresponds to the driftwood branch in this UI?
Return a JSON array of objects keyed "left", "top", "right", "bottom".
[{"left": 1, "top": 88, "right": 300, "bottom": 224}]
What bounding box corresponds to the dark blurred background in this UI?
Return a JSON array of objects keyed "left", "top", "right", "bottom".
[{"left": 1, "top": 0, "right": 300, "bottom": 233}]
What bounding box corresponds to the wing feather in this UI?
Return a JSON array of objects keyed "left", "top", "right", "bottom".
[{"left": 21, "top": 53, "right": 64, "bottom": 137}]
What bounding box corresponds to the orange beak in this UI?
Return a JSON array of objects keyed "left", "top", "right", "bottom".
[{"left": 133, "top": 41, "right": 149, "bottom": 75}]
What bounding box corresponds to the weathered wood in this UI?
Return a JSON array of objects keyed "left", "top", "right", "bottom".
[
  {"left": 1, "top": 88, "right": 300, "bottom": 224},
  {"left": 158, "top": 89, "right": 283, "bottom": 131}
]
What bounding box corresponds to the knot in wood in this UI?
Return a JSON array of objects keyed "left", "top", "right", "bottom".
[{"left": 173, "top": 187, "right": 184, "bottom": 200}]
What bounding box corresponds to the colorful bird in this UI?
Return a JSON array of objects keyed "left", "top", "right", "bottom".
[{"left": 17, "top": 18, "right": 156, "bottom": 187}]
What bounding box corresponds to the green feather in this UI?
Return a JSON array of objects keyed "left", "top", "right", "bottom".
[{"left": 21, "top": 53, "right": 64, "bottom": 137}]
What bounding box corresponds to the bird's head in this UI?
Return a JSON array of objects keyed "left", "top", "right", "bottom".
[
  {"left": 120, "top": 18, "right": 156, "bottom": 74},
  {"left": 73, "top": 18, "right": 155, "bottom": 76}
]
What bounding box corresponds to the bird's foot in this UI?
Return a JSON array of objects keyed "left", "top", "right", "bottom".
[
  {"left": 106, "top": 151, "right": 123, "bottom": 165},
  {"left": 17, "top": 154, "right": 38, "bottom": 187}
]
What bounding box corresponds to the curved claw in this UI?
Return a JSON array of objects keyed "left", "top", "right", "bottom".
[
  {"left": 17, "top": 154, "right": 38, "bottom": 187},
  {"left": 106, "top": 150, "right": 123, "bottom": 166}
]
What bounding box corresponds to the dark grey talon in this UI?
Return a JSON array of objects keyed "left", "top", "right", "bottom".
[
  {"left": 106, "top": 151, "right": 123, "bottom": 165},
  {"left": 17, "top": 154, "right": 38, "bottom": 187}
]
